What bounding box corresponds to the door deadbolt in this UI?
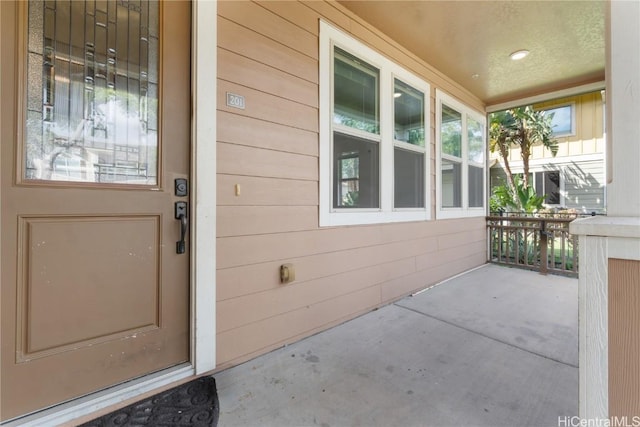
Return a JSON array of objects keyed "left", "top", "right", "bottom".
[{"left": 175, "top": 178, "right": 188, "bottom": 197}]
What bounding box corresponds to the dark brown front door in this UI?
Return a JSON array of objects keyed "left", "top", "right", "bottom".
[{"left": 0, "top": 0, "right": 191, "bottom": 420}]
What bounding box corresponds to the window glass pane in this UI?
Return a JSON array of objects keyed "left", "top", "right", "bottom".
[
  {"left": 468, "top": 165, "right": 483, "bottom": 208},
  {"left": 544, "top": 171, "right": 561, "bottom": 204},
  {"left": 441, "top": 104, "right": 462, "bottom": 157},
  {"left": 394, "top": 79, "right": 424, "bottom": 147},
  {"left": 333, "top": 47, "right": 379, "bottom": 134},
  {"left": 546, "top": 105, "right": 572, "bottom": 135},
  {"left": 535, "top": 172, "right": 544, "bottom": 197},
  {"left": 467, "top": 116, "right": 484, "bottom": 163},
  {"left": 333, "top": 132, "right": 379, "bottom": 208},
  {"left": 25, "top": 0, "right": 159, "bottom": 184},
  {"left": 394, "top": 148, "right": 424, "bottom": 208},
  {"left": 441, "top": 159, "right": 462, "bottom": 208}
]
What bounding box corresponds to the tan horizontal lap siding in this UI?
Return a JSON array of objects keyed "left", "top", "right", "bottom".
[
  {"left": 218, "top": 111, "right": 318, "bottom": 157},
  {"left": 217, "top": 81, "right": 317, "bottom": 132},
  {"left": 219, "top": 1, "right": 318, "bottom": 60},
  {"left": 218, "top": 257, "right": 416, "bottom": 333},
  {"left": 218, "top": 218, "right": 484, "bottom": 269},
  {"left": 217, "top": 174, "right": 318, "bottom": 206},
  {"left": 216, "top": 0, "right": 487, "bottom": 367},
  {"left": 217, "top": 219, "right": 485, "bottom": 303},
  {"left": 218, "top": 142, "right": 317, "bottom": 180},
  {"left": 218, "top": 17, "right": 317, "bottom": 84},
  {"left": 217, "top": 206, "right": 318, "bottom": 237},
  {"left": 218, "top": 49, "right": 318, "bottom": 109}
]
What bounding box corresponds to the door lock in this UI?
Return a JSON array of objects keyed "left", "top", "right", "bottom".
[
  {"left": 175, "top": 178, "right": 188, "bottom": 197},
  {"left": 175, "top": 201, "right": 188, "bottom": 254}
]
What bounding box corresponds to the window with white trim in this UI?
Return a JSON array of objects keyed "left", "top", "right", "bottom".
[
  {"left": 534, "top": 170, "right": 563, "bottom": 205},
  {"left": 544, "top": 103, "right": 575, "bottom": 137},
  {"left": 514, "top": 170, "right": 563, "bottom": 206},
  {"left": 436, "top": 90, "right": 486, "bottom": 219},
  {"left": 320, "top": 21, "right": 430, "bottom": 226}
]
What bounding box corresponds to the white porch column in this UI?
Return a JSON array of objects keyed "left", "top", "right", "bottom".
[{"left": 570, "top": 0, "right": 640, "bottom": 418}]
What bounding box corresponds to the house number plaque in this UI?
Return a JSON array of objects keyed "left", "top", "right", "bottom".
[{"left": 226, "top": 92, "right": 245, "bottom": 110}]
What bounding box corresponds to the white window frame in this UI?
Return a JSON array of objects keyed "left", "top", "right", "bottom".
[
  {"left": 319, "top": 20, "right": 431, "bottom": 227},
  {"left": 543, "top": 102, "right": 576, "bottom": 137},
  {"left": 435, "top": 90, "right": 487, "bottom": 219}
]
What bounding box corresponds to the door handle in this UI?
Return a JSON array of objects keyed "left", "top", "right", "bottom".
[{"left": 175, "top": 201, "right": 188, "bottom": 254}]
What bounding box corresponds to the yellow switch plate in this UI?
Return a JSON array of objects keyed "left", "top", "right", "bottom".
[{"left": 280, "top": 263, "right": 295, "bottom": 284}]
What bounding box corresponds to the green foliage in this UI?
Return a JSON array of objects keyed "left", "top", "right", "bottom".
[
  {"left": 441, "top": 121, "right": 462, "bottom": 157},
  {"left": 334, "top": 114, "right": 379, "bottom": 134},
  {"left": 407, "top": 128, "right": 425, "bottom": 146},
  {"left": 509, "top": 106, "right": 559, "bottom": 157},
  {"left": 490, "top": 184, "right": 516, "bottom": 212},
  {"left": 489, "top": 106, "right": 558, "bottom": 160},
  {"left": 489, "top": 106, "right": 558, "bottom": 210},
  {"left": 513, "top": 178, "right": 546, "bottom": 213},
  {"left": 342, "top": 191, "right": 359, "bottom": 207},
  {"left": 489, "top": 110, "right": 516, "bottom": 157},
  {"left": 490, "top": 175, "right": 545, "bottom": 213}
]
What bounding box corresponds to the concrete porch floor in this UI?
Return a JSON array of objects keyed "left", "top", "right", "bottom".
[{"left": 214, "top": 264, "right": 578, "bottom": 427}]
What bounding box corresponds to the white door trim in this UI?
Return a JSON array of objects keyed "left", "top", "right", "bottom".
[
  {"left": 0, "top": 1, "right": 217, "bottom": 424},
  {"left": 192, "top": 0, "right": 217, "bottom": 375}
]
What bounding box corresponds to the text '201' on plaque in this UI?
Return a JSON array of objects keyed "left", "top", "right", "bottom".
[{"left": 226, "top": 92, "right": 245, "bottom": 110}]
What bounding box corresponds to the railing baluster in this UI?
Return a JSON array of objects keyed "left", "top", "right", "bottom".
[
  {"left": 561, "top": 226, "right": 567, "bottom": 271},
  {"left": 507, "top": 226, "right": 511, "bottom": 265},
  {"left": 498, "top": 226, "right": 502, "bottom": 263},
  {"left": 486, "top": 214, "right": 584, "bottom": 278},
  {"left": 540, "top": 220, "right": 548, "bottom": 275},
  {"left": 498, "top": 224, "right": 503, "bottom": 263},
  {"left": 523, "top": 228, "right": 528, "bottom": 266}
]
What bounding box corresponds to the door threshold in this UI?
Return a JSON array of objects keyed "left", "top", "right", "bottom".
[{"left": 1, "top": 364, "right": 194, "bottom": 427}]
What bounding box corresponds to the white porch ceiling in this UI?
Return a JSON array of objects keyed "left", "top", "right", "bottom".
[{"left": 338, "top": 0, "right": 606, "bottom": 106}]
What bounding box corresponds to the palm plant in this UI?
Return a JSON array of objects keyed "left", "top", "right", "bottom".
[
  {"left": 489, "top": 106, "right": 558, "bottom": 209},
  {"left": 490, "top": 175, "right": 545, "bottom": 213}
]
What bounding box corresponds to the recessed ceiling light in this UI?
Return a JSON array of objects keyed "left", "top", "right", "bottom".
[
  {"left": 471, "top": 74, "right": 480, "bottom": 80},
  {"left": 394, "top": 92, "right": 402, "bottom": 98},
  {"left": 510, "top": 50, "right": 530, "bottom": 61}
]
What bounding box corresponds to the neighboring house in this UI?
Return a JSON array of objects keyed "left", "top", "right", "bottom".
[{"left": 490, "top": 91, "right": 606, "bottom": 214}]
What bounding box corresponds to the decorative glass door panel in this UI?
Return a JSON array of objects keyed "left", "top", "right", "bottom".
[{"left": 25, "top": 0, "right": 159, "bottom": 185}]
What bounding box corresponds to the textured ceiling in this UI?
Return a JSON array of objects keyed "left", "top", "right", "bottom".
[{"left": 338, "top": 0, "right": 606, "bottom": 106}]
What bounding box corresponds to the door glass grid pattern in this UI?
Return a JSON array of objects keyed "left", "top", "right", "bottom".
[{"left": 25, "top": 0, "right": 159, "bottom": 185}]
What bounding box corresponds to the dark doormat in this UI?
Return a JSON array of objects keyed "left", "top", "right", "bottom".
[{"left": 80, "top": 376, "right": 219, "bottom": 427}]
